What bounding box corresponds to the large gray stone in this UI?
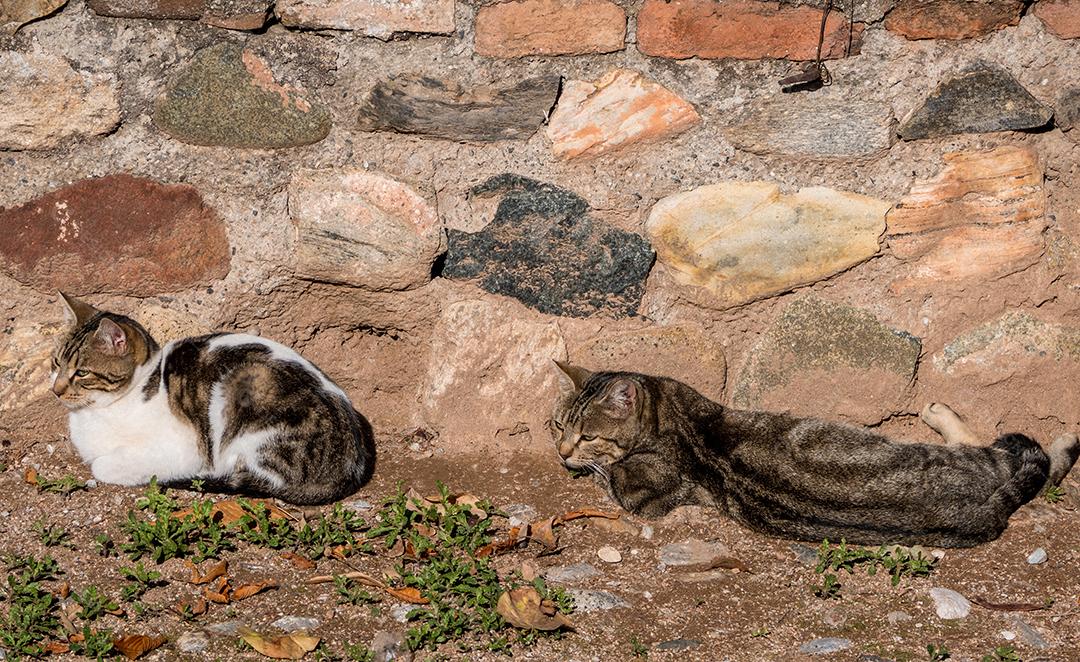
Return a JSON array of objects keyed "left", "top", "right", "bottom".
[
  {"left": 443, "top": 175, "right": 654, "bottom": 318},
  {"left": 727, "top": 96, "right": 894, "bottom": 158},
  {"left": 934, "top": 312, "right": 1080, "bottom": 374},
  {"left": 357, "top": 74, "right": 559, "bottom": 142},
  {"left": 1058, "top": 86, "right": 1080, "bottom": 134},
  {"left": 1, "top": 0, "right": 67, "bottom": 31},
  {"left": 733, "top": 297, "right": 921, "bottom": 425},
  {"left": 278, "top": 0, "right": 453, "bottom": 37},
  {"left": 155, "top": 42, "right": 331, "bottom": 149},
  {"left": 899, "top": 63, "right": 1052, "bottom": 140}
]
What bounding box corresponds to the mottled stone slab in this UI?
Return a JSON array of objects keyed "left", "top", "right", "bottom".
[
  {"left": 1034, "top": 0, "right": 1080, "bottom": 39},
  {"left": 0, "top": 174, "right": 230, "bottom": 295},
  {"left": 88, "top": 0, "right": 205, "bottom": 18},
  {"left": 289, "top": 169, "right": 445, "bottom": 291},
  {"left": 1058, "top": 86, "right": 1080, "bottom": 133},
  {"left": 887, "top": 146, "right": 1047, "bottom": 289},
  {"left": 898, "top": 64, "right": 1052, "bottom": 140},
  {"left": 0, "top": 52, "right": 119, "bottom": 150},
  {"left": 0, "top": 0, "right": 66, "bottom": 31},
  {"left": 935, "top": 312, "right": 1080, "bottom": 373},
  {"left": 442, "top": 175, "right": 655, "bottom": 318},
  {"left": 645, "top": 181, "right": 888, "bottom": 308},
  {"left": 155, "top": 42, "right": 331, "bottom": 149},
  {"left": 546, "top": 69, "right": 699, "bottom": 159},
  {"left": 201, "top": 0, "right": 271, "bottom": 29},
  {"left": 0, "top": 318, "right": 63, "bottom": 422},
  {"left": 474, "top": 0, "right": 625, "bottom": 57},
  {"left": 733, "top": 297, "right": 921, "bottom": 425},
  {"left": 277, "top": 0, "right": 454, "bottom": 37},
  {"left": 726, "top": 95, "right": 894, "bottom": 158},
  {"left": 357, "top": 74, "right": 560, "bottom": 142},
  {"left": 637, "top": 0, "right": 863, "bottom": 61},
  {"left": 885, "top": 0, "right": 1023, "bottom": 40}
]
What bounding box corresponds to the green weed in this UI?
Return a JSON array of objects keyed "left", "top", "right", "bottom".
[
  {"left": 34, "top": 473, "right": 87, "bottom": 495},
  {"left": 630, "top": 636, "right": 649, "bottom": 657},
  {"left": 814, "top": 539, "right": 936, "bottom": 594},
  {"left": 982, "top": 645, "right": 1020, "bottom": 662},
  {"left": 0, "top": 555, "right": 62, "bottom": 657},
  {"left": 73, "top": 585, "right": 120, "bottom": 621},
  {"left": 814, "top": 573, "right": 841, "bottom": 599},
  {"left": 335, "top": 576, "right": 379, "bottom": 606},
  {"left": 120, "top": 479, "right": 234, "bottom": 562},
  {"left": 32, "top": 519, "right": 74, "bottom": 549},
  {"left": 927, "top": 643, "right": 952, "bottom": 660},
  {"left": 118, "top": 562, "right": 164, "bottom": 601},
  {"left": 1043, "top": 485, "right": 1066, "bottom": 504},
  {"left": 69, "top": 625, "right": 115, "bottom": 660}
]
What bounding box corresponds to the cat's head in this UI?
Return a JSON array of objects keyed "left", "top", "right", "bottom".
[
  {"left": 51, "top": 293, "right": 158, "bottom": 410},
  {"left": 550, "top": 361, "right": 644, "bottom": 471}
]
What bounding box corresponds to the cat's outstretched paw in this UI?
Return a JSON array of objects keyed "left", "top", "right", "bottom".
[
  {"left": 920, "top": 403, "right": 980, "bottom": 445},
  {"left": 1049, "top": 432, "right": 1080, "bottom": 485}
]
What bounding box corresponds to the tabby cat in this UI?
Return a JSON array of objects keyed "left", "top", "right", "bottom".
[
  {"left": 551, "top": 362, "right": 1079, "bottom": 548},
  {"left": 50, "top": 293, "right": 375, "bottom": 505}
]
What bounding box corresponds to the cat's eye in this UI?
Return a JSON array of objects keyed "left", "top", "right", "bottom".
[
  {"left": 551, "top": 420, "right": 564, "bottom": 431},
  {"left": 74, "top": 369, "right": 90, "bottom": 378},
  {"left": 579, "top": 434, "right": 596, "bottom": 442}
]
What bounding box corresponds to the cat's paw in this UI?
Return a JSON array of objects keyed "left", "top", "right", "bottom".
[{"left": 91, "top": 455, "right": 147, "bottom": 486}]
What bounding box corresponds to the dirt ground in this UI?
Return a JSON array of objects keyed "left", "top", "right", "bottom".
[{"left": 3, "top": 428, "right": 1079, "bottom": 662}]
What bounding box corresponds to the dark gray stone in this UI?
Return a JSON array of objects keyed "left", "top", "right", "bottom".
[
  {"left": 155, "top": 42, "right": 331, "bottom": 148},
  {"left": 565, "top": 588, "right": 630, "bottom": 612},
  {"left": 1009, "top": 617, "right": 1050, "bottom": 650},
  {"left": 799, "top": 637, "right": 853, "bottom": 655},
  {"left": 1058, "top": 86, "right": 1080, "bottom": 132},
  {"left": 443, "top": 175, "right": 655, "bottom": 318},
  {"left": 357, "top": 74, "right": 560, "bottom": 142},
  {"left": 899, "top": 63, "right": 1052, "bottom": 140},
  {"left": 655, "top": 639, "right": 700, "bottom": 651},
  {"left": 791, "top": 543, "right": 819, "bottom": 566}
]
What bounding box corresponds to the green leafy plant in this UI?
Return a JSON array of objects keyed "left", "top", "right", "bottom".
[
  {"left": 335, "top": 576, "right": 379, "bottom": 606},
  {"left": 94, "top": 534, "right": 117, "bottom": 557},
  {"left": 981, "top": 645, "right": 1020, "bottom": 662},
  {"left": 928, "top": 643, "right": 952, "bottom": 661},
  {"left": 814, "top": 572, "right": 841, "bottom": 599},
  {"left": 0, "top": 555, "right": 62, "bottom": 657},
  {"left": 814, "top": 539, "right": 936, "bottom": 594},
  {"left": 69, "top": 625, "right": 115, "bottom": 660},
  {"left": 72, "top": 585, "right": 120, "bottom": 621},
  {"left": 630, "top": 636, "right": 649, "bottom": 657},
  {"left": 1043, "top": 485, "right": 1066, "bottom": 503},
  {"left": 345, "top": 643, "right": 375, "bottom": 662},
  {"left": 119, "top": 562, "right": 164, "bottom": 601},
  {"left": 34, "top": 473, "right": 87, "bottom": 495},
  {"left": 32, "top": 519, "right": 74, "bottom": 548},
  {"left": 120, "top": 480, "right": 234, "bottom": 563},
  {"left": 750, "top": 627, "right": 771, "bottom": 638}
]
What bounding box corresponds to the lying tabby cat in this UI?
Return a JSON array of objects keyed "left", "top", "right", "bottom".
[
  {"left": 551, "top": 362, "right": 1079, "bottom": 548},
  {"left": 50, "top": 294, "right": 375, "bottom": 505}
]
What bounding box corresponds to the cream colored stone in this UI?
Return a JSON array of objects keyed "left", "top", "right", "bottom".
[
  {"left": 0, "top": 319, "right": 63, "bottom": 416},
  {"left": 0, "top": 52, "right": 120, "bottom": 150},
  {"left": 289, "top": 169, "right": 445, "bottom": 292},
  {"left": 131, "top": 302, "right": 214, "bottom": 343},
  {"left": 276, "top": 0, "right": 454, "bottom": 37},
  {"left": 546, "top": 69, "right": 700, "bottom": 159},
  {"left": 645, "top": 182, "right": 888, "bottom": 307}
]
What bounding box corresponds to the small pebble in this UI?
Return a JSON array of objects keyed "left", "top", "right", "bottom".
[
  {"left": 790, "top": 543, "right": 819, "bottom": 566},
  {"left": 270, "top": 616, "right": 320, "bottom": 632},
  {"left": 655, "top": 639, "right": 699, "bottom": 651},
  {"left": 371, "top": 629, "right": 411, "bottom": 662},
  {"left": 640, "top": 524, "right": 654, "bottom": 540},
  {"left": 660, "top": 539, "right": 728, "bottom": 567},
  {"left": 886, "top": 611, "right": 911, "bottom": 626},
  {"left": 930, "top": 587, "right": 971, "bottom": 620},
  {"left": 177, "top": 631, "right": 209, "bottom": 653},
  {"left": 85, "top": 479, "right": 98, "bottom": 488},
  {"left": 342, "top": 499, "right": 373, "bottom": 512},
  {"left": 799, "top": 637, "right": 852, "bottom": 655},
  {"left": 503, "top": 503, "right": 539, "bottom": 528},
  {"left": 205, "top": 620, "right": 244, "bottom": 636},
  {"left": 544, "top": 563, "right": 600, "bottom": 583},
  {"left": 1027, "top": 547, "right": 1047, "bottom": 564},
  {"left": 1010, "top": 617, "right": 1050, "bottom": 649},
  {"left": 598, "top": 546, "right": 622, "bottom": 563},
  {"left": 1001, "top": 630, "right": 1016, "bottom": 641},
  {"left": 390, "top": 604, "right": 413, "bottom": 623},
  {"left": 566, "top": 588, "right": 630, "bottom": 613}
]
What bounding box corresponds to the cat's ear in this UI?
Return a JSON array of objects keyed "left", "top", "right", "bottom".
[
  {"left": 59, "top": 292, "right": 98, "bottom": 327},
  {"left": 599, "top": 378, "right": 637, "bottom": 419},
  {"left": 554, "top": 360, "right": 592, "bottom": 396},
  {"left": 93, "top": 318, "right": 128, "bottom": 356}
]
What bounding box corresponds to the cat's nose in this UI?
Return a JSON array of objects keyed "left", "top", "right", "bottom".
[
  {"left": 558, "top": 440, "right": 575, "bottom": 459},
  {"left": 51, "top": 378, "right": 69, "bottom": 397}
]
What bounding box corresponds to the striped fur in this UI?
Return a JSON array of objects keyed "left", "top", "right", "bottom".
[
  {"left": 551, "top": 364, "right": 1077, "bottom": 548},
  {"left": 51, "top": 294, "right": 374, "bottom": 505}
]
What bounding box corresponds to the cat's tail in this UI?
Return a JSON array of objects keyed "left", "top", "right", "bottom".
[{"left": 158, "top": 475, "right": 278, "bottom": 501}]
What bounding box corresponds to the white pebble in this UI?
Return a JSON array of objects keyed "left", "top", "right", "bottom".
[
  {"left": 597, "top": 546, "right": 622, "bottom": 563},
  {"left": 1001, "top": 630, "right": 1016, "bottom": 641},
  {"left": 1027, "top": 548, "right": 1047, "bottom": 564},
  {"left": 929, "top": 587, "right": 971, "bottom": 620}
]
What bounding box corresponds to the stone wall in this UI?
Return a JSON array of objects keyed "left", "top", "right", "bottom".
[{"left": 2, "top": 0, "right": 1080, "bottom": 459}]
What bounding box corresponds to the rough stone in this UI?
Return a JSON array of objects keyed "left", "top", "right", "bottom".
[
  {"left": 419, "top": 298, "right": 567, "bottom": 444},
  {"left": 733, "top": 297, "right": 921, "bottom": 425},
  {"left": 155, "top": 42, "right": 331, "bottom": 149},
  {"left": 799, "top": 638, "right": 853, "bottom": 655},
  {"left": 1034, "top": 0, "right": 1080, "bottom": 39},
  {"left": 543, "top": 563, "right": 601, "bottom": 583},
  {"left": 130, "top": 301, "right": 214, "bottom": 342},
  {"left": 371, "top": 629, "right": 411, "bottom": 662},
  {"left": 929, "top": 587, "right": 971, "bottom": 620},
  {"left": 565, "top": 588, "right": 629, "bottom": 613},
  {"left": 1009, "top": 617, "right": 1050, "bottom": 649},
  {"left": 1027, "top": 548, "right": 1047, "bottom": 564},
  {"left": 655, "top": 639, "right": 699, "bottom": 651},
  {"left": 936, "top": 313, "right": 1080, "bottom": 374},
  {"left": 205, "top": 620, "right": 244, "bottom": 635},
  {"left": 0, "top": 174, "right": 230, "bottom": 295},
  {"left": 888, "top": 146, "right": 1047, "bottom": 289},
  {"left": 575, "top": 325, "right": 726, "bottom": 403},
  {"left": 546, "top": 69, "right": 699, "bottom": 159},
  {"left": 884, "top": 0, "right": 1023, "bottom": 40},
  {"left": 637, "top": 0, "right": 864, "bottom": 61},
  {"left": 270, "top": 616, "right": 321, "bottom": 632},
  {"left": 0, "top": 52, "right": 119, "bottom": 150},
  {"left": 898, "top": 64, "right": 1052, "bottom": 140},
  {"left": 277, "top": 0, "right": 453, "bottom": 38},
  {"left": 443, "top": 175, "right": 655, "bottom": 318},
  {"left": 791, "top": 544, "right": 818, "bottom": 566},
  {"left": 0, "top": 318, "right": 64, "bottom": 424},
  {"left": 597, "top": 546, "right": 622, "bottom": 563},
  {"left": 0, "top": 0, "right": 66, "bottom": 31},
  {"left": 176, "top": 631, "right": 210, "bottom": 653},
  {"left": 289, "top": 169, "right": 444, "bottom": 291},
  {"left": 88, "top": 0, "right": 204, "bottom": 18},
  {"left": 659, "top": 540, "right": 730, "bottom": 568},
  {"left": 357, "top": 74, "right": 559, "bottom": 142},
  {"left": 886, "top": 611, "right": 912, "bottom": 625},
  {"left": 503, "top": 503, "right": 539, "bottom": 528},
  {"left": 474, "top": 0, "right": 625, "bottom": 57},
  {"left": 1057, "top": 87, "right": 1080, "bottom": 133},
  {"left": 201, "top": 0, "right": 272, "bottom": 29},
  {"left": 726, "top": 95, "right": 893, "bottom": 158},
  {"left": 645, "top": 182, "right": 888, "bottom": 308}
]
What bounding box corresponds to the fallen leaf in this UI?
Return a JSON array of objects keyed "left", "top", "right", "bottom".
[
  {"left": 281, "top": 551, "right": 316, "bottom": 570},
  {"left": 239, "top": 627, "right": 320, "bottom": 660},
  {"left": 586, "top": 516, "right": 639, "bottom": 536},
  {"left": 204, "top": 586, "right": 231, "bottom": 604},
  {"left": 304, "top": 571, "right": 384, "bottom": 588},
  {"left": 496, "top": 587, "right": 574, "bottom": 631},
  {"left": 112, "top": 634, "right": 167, "bottom": 660},
  {"left": 23, "top": 467, "right": 39, "bottom": 485},
  {"left": 476, "top": 526, "right": 525, "bottom": 558},
  {"left": 55, "top": 581, "right": 71, "bottom": 599},
  {"left": 529, "top": 517, "right": 558, "bottom": 550},
  {"left": 67, "top": 631, "right": 85, "bottom": 644},
  {"left": 384, "top": 586, "right": 429, "bottom": 605},
  {"left": 232, "top": 581, "right": 277, "bottom": 601},
  {"left": 185, "top": 559, "right": 228, "bottom": 585},
  {"left": 970, "top": 595, "right": 1049, "bottom": 612},
  {"left": 174, "top": 499, "right": 289, "bottom": 525},
  {"left": 43, "top": 641, "right": 70, "bottom": 654},
  {"left": 171, "top": 597, "right": 207, "bottom": 617},
  {"left": 557, "top": 508, "right": 620, "bottom": 523},
  {"left": 450, "top": 493, "right": 487, "bottom": 519}
]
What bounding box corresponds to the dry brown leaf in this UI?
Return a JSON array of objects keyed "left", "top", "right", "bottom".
[
  {"left": 413, "top": 523, "right": 437, "bottom": 539},
  {"left": 386, "top": 538, "right": 406, "bottom": 558},
  {"left": 529, "top": 517, "right": 558, "bottom": 550},
  {"left": 174, "top": 499, "right": 289, "bottom": 525},
  {"left": 239, "top": 627, "right": 320, "bottom": 660},
  {"left": 43, "top": 641, "right": 70, "bottom": 654},
  {"left": 184, "top": 559, "right": 228, "bottom": 585},
  {"left": 558, "top": 508, "right": 621, "bottom": 523},
  {"left": 585, "top": 516, "right": 639, "bottom": 536},
  {"left": 475, "top": 526, "right": 524, "bottom": 558},
  {"left": 304, "top": 571, "right": 384, "bottom": 587},
  {"left": 450, "top": 493, "right": 487, "bottom": 519},
  {"left": 232, "top": 581, "right": 277, "bottom": 601},
  {"left": 496, "top": 587, "right": 574, "bottom": 631},
  {"left": 56, "top": 581, "right": 71, "bottom": 599},
  {"left": 281, "top": 551, "right": 316, "bottom": 570},
  {"left": 384, "top": 586, "right": 429, "bottom": 604},
  {"left": 204, "top": 587, "right": 230, "bottom": 604},
  {"left": 67, "top": 631, "right": 85, "bottom": 643},
  {"left": 171, "top": 597, "right": 207, "bottom": 617},
  {"left": 23, "top": 467, "right": 39, "bottom": 485},
  {"left": 112, "top": 634, "right": 167, "bottom": 660},
  {"left": 970, "top": 595, "right": 1049, "bottom": 612}
]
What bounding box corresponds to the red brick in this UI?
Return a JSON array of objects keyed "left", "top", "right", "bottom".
[
  {"left": 637, "top": 0, "right": 863, "bottom": 61},
  {"left": 1034, "top": 0, "right": 1080, "bottom": 39},
  {"left": 884, "top": 0, "right": 1023, "bottom": 40},
  {"left": 474, "top": 0, "right": 626, "bottom": 57}
]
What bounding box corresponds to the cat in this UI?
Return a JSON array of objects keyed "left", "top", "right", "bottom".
[
  {"left": 49, "top": 293, "right": 375, "bottom": 505},
  {"left": 550, "top": 362, "right": 1079, "bottom": 548}
]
